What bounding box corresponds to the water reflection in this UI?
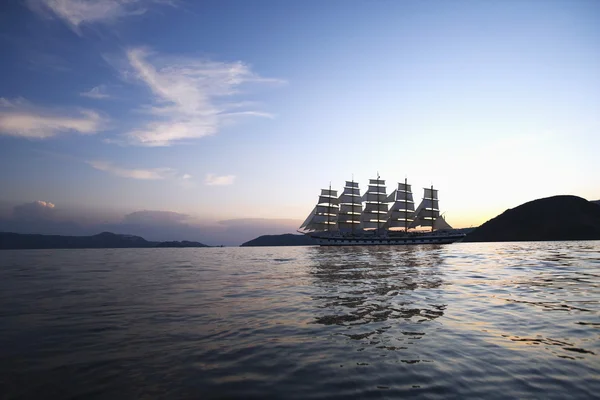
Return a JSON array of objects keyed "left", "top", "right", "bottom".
[{"left": 307, "top": 245, "right": 447, "bottom": 355}]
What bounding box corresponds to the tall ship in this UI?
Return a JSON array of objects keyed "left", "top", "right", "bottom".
[{"left": 299, "top": 176, "right": 465, "bottom": 246}]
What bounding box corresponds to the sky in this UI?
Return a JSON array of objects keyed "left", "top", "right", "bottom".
[{"left": 0, "top": 0, "right": 599, "bottom": 245}]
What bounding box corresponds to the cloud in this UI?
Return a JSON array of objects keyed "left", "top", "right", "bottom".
[
  {"left": 120, "top": 47, "right": 284, "bottom": 146},
  {"left": 87, "top": 160, "right": 176, "bottom": 180},
  {"left": 26, "top": 0, "right": 175, "bottom": 35},
  {"left": 178, "top": 173, "right": 195, "bottom": 188},
  {"left": 205, "top": 173, "right": 235, "bottom": 186},
  {"left": 13, "top": 200, "right": 56, "bottom": 220},
  {"left": 0, "top": 97, "right": 106, "bottom": 138},
  {"left": 0, "top": 203, "right": 303, "bottom": 246},
  {"left": 81, "top": 84, "right": 110, "bottom": 99},
  {"left": 122, "top": 210, "right": 189, "bottom": 225}
]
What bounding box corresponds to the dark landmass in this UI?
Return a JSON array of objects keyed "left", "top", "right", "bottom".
[
  {"left": 592, "top": 200, "right": 600, "bottom": 207},
  {"left": 464, "top": 196, "right": 600, "bottom": 242},
  {"left": 240, "top": 233, "right": 316, "bottom": 247},
  {"left": 0, "top": 231, "right": 209, "bottom": 250}
]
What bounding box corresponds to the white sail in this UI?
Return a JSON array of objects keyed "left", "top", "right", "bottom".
[
  {"left": 420, "top": 199, "right": 439, "bottom": 209},
  {"left": 390, "top": 210, "right": 414, "bottom": 219},
  {"left": 300, "top": 206, "right": 316, "bottom": 229},
  {"left": 408, "top": 200, "right": 425, "bottom": 229},
  {"left": 337, "top": 179, "right": 362, "bottom": 232},
  {"left": 338, "top": 221, "right": 360, "bottom": 230},
  {"left": 385, "top": 179, "right": 416, "bottom": 230},
  {"left": 424, "top": 188, "right": 438, "bottom": 199},
  {"left": 318, "top": 195, "right": 340, "bottom": 205},
  {"left": 433, "top": 215, "right": 453, "bottom": 230},
  {"left": 386, "top": 189, "right": 397, "bottom": 202},
  {"left": 316, "top": 204, "right": 339, "bottom": 214},
  {"left": 368, "top": 185, "right": 386, "bottom": 193},
  {"left": 361, "top": 220, "right": 385, "bottom": 229},
  {"left": 305, "top": 221, "right": 336, "bottom": 231},
  {"left": 321, "top": 189, "right": 338, "bottom": 197},
  {"left": 394, "top": 190, "right": 414, "bottom": 203},
  {"left": 340, "top": 204, "right": 362, "bottom": 214},
  {"left": 338, "top": 194, "right": 361, "bottom": 203},
  {"left": 388, "top": 219, "right": 412, "bottom": 228},
  {"left": 312, "top": 214, "right": 337, "bottom": 223},
  {"left": 360, "top": 176, "right": 389, "bottom": 229},
  {"left": 301, "top": 185, "right": 341, "bottom": 232},
  {"left": 409, "top": 186, "right": 444, "bottom": 229},
  {"left": 398, "top": 182, "right": 411, "bottom": 192},
  {"left": 364, "top": 203, "right": 389, "bottom": 213},
  {"left": 340, "top": 187, "right": 360, "bottom": 196},
  {"left": 366, "top": 193, "right": 387, "bottom": 203}
]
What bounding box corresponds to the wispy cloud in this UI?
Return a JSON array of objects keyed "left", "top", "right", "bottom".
[
  {"left": 87, "top": 160, "right": 177, "bottom": 180},
  {"left": 205, "top": 173, "right": 235, "bottom": 186},
  {"left": 80, "top": 84, "right": 110, "bottom": 99},
  {"left": 120, "top": 47, "right": 284, "bottom": 146},
  {"left": 0, "top": 97, "right": 106, "bottom": 138},
  {"left": 26, "top": 0, "right": 175, "bottom": 35},
  {"left": 178, "top": 173, "right": 196, "bottom": 189},
  {"left": 13, "top": 200, "right": 56, "bottom": 220}
]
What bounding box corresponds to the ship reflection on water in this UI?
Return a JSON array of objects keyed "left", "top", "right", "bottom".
[{"left": 307, "top": 245, "right": 447, "bottom": 358}]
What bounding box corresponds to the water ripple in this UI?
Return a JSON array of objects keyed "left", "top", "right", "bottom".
[{"left": 0, "top": 242, "right": 599, "bottom": 399}]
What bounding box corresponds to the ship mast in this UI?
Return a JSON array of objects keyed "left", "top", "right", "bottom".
[
  {"left": 430, "top": 185, "right": 434, "bottom": 232},
  {"left": 385, "top": 177, "right": 415, "bottom": 232},
  {"left": 351, "top": 177, "right": 356, "bottom": 233},
  {"left": 301, "top": 186, "right": 339, "bottom": 232},
  {"left": 327, "top": 182, "right": 332, "bottom": 231},
  {"left": 337, "top": 178, "right": 362, "bottom": 233},
  {"left": 409, "top": 186, "right": 440, "bottom": 231},
  {"left": 405, "top": 177, "right": 408, "bottom": 233},
  {"left": 361, "top": 174, "right": 388, "bottom": 232},
  {"left": 376, "top": 173, "right": 381, "bottom": 234}
]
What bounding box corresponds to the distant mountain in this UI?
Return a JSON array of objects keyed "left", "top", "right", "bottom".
[
  {"left": 0, "top": 231, "right": 209, "bottom": 250},
  {"left": 592, "top": 200, "right": 600, "bottom": 207},
  {"left": 241, "top": 233, "right": 316, "bottom": 247},
  {"left": 464, "top": 196, "right": 600, "bottom": 242}
]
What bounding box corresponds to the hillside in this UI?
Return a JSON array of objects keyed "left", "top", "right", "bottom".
[
  {"left": 464, "top": 196, "right": 600, "bottom": 242},
  {"left": 0, "top": 232, "right": 209, "bottom": 250},
  {"left": 241, "top": 234, "right": 316, "bottom": 247}
]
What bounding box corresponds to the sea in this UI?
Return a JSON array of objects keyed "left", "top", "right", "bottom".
[{"left": 0, "top": 241, "right": 599, "bottom": 399}]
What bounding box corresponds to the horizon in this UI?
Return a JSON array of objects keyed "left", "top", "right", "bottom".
[{"left": 1, "top": 0, "right": 599, "bottom": 245}]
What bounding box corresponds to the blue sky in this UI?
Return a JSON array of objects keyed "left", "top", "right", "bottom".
[{"left": 0, "top": 0, "right": 599, "bottom": 244}]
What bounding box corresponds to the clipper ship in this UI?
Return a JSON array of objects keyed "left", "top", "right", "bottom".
[{"left": 299, "top": 176, "right": 465, "bottom": 246}]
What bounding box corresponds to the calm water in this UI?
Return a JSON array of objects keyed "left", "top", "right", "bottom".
[{"left": 0, "top": 242, "right": 599, "bottom": 399}]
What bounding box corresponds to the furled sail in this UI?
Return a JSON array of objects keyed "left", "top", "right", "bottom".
[
  {"left": 361, "top": 176, "right": 389, "bottom": 229},
  {"left": 386, "top": 179, "right": 415, "bottom": 230},
  {"left": 337, "top": 180, "right": 362, "bottom": 231}
]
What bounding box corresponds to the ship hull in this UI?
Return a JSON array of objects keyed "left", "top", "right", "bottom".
[{"left": 309, "top": 232, "right": 465, "bottom": 246}]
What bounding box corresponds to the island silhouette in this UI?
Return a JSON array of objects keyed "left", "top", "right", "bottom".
[{"left": 2, "top": 196, "right": 599, "bottom": 249}]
